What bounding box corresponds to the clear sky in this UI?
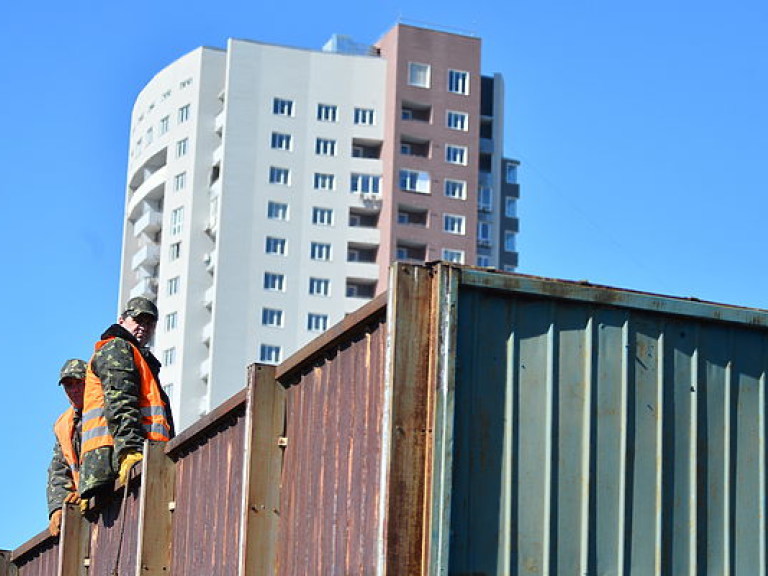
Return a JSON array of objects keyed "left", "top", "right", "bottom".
[{"left": 2, "top": 0, "right": 767, "bottom": 550}]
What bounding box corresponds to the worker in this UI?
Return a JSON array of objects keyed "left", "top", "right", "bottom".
[
  {"left": 79, "top": 296, "right": 175, "bottom": 501},
  {"left": 47, "top": 359, "right": 87, "bottom": 537}
]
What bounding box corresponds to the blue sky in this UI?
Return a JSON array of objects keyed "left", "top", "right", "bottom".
[{"left": 2, "top": 0, "right": 767, "bottom": 550}]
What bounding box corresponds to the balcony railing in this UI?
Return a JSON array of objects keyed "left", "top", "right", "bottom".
[
  {"left": 131, "top": 244, "right": 161, "bottom": 272},
  {"left": 133, "top": 207, "right": 163, "bottom": 238}
]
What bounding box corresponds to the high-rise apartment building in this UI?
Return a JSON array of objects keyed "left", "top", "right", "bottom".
[{"left": 120, "top": 24, "right": 520, "bottom": 429}]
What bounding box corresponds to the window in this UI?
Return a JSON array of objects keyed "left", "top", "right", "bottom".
[
  {"left": 354, "top": 107, "right": 375, "bottom": 125},
  {"left": 445, "top": 145, "right": 468, "bottom": 165},
  {"left": 167, "top": 276, "right": 180, "bottom": 295},
  {"left": 442, "top": 249, "right": 465, "bottom": 263},
  {"left": 269, "top": 166, "right": 290, "bottom": 185},
  {"left": 504, "top": 231, "right": 517, "bottom": 253},
  {"left": 175, "top": 138, "right": 188, "bottom": 158},
  {"left": 505, "top": 197, "right": 517, "bottom": 218},
  {"left": 164, "top": 312, "right": 178, "bottom": 332},
  {"left": 178, "top": 104, "right": 190, "bottom": 123},
  {"left": 408, "top": 62, "right": 431, "bottom": 88},
  {"left": 169, "top": 242, "right": 181, "bottom": 260},
  {"left": 263, "top": 272, "right": 285, "bottom": 291},
  {"left": 273, "top": 98, "right": 294, "bottom": 116},
  {"left": 477, "top": 255, "right": 491, "bottom": 267},
  {"left": 170, "top": 207, "right": 184, "bottom": 236},
  {"left": 179, "top": 77, "right": 193, "bottom": 89},
  {"left": 448, "top": 70, "right": 469, "bottom": 95},
  {"left": 351, "top": 173, "right": 381, "bottom": 194},
  {"left": 317, "top": 104, "right": 338, "bottom": 122},
  {"left": 399, "top": 169, "right": 430, "bottom": 194},
  {"left": 162, "top": 348, "right": 176, "bottom": 366},
  {"left": 160, "top": 116, "right": 170, "bottom": 134},
  {"left": 260, "top": 344, "right": 281, "bottom": 364},
  {"left": 309, "top": 277, "right": 330, "bottom": 296},
  {"left": 310, "top": 242, "right": 332, "bottom": 261},
  {"left": 400, "top": 143, "right": 412, "bottom": 155},
  {"left": 315, "top": 138, "right": 337, "bottom": 156},
  {"left": 271, "top": 132, "right": 292, "bottom": 151},
  {"left": 312, "top": 207, "right": 333, "bottom": 226},
  {"left": 145, "top": 127, "right": 153, "bottom": 145},
  {"left": 478, "top": 187, "right": 492, "bottom": 211},
  {"left": 444, "top": 214, "right": 466, "bottom": 235},
  {"left": 265, "top": 236, "right": 286, "bottom": 255},
  {"left": 262, "top": 308, "right": 284, "bottom": 327},
  {"left": 173, "top": 172, "right": 186, "bottom": 191},
  {"left": 444, "top": 179, "right": 466, "bottom": 199},
  {"left": 446, "top": 111, "right": 468, "bottom": 131},
  {"left": 506, "top": 163, "right": 518, "bottom": 184},
  {"left": 314, "top": 173, "right": 335, "bottom": 190},
  {"left": 267, "top": 201, "right": 288, "bottom": 220},
  {"left": 307, "top": 313, "right": 328, "bottom": 332},
  {"left": 478, "top": 222, "right": 492, "bottom": 244}
]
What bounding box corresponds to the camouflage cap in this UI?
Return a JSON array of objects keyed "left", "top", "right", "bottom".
[
  {"left": 122, "top": 296, "right": 158, "bottom": 319},
  {"left": 59, "top": 359, "right": 87, "bottom": 384}
]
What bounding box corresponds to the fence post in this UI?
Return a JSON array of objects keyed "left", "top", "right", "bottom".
[
  {"left": 239, "top": 364, "right": 286, "bottom": 576},
  {"left": 58, "top": 502, "right": 89, "bottom": 576},
  {"left": 134, "top": 440, "right": 176, "bottom": 575},
  {"left": 0, "top": 550, "right": 16, "bottom": 576}
]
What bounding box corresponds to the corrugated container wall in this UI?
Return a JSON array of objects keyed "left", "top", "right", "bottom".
[{"left": 432, "top": 266, "right": 768, "bottom": 575}]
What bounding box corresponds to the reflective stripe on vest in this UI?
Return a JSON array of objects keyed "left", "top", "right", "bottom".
[
  {"left": 53, "top": 407, "right": 80, "bottom": 487},
  {"left": 82, "top": 337, "right": 171, "bottom": 455}
]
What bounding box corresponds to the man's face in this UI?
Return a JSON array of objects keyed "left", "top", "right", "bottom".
[
  {"left": 119, "top": 313, "right": 157, "bottom": 346},
  {"left": 61, "top": 378, "right": 85, "bottom": 410}
]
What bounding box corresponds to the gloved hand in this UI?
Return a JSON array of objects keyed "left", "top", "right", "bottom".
[
  {"left": 48, "top": 508, "right": 63, "bottom": 537},
  {"left": 118, "top": 451, "right": 144, "bottom": 486},
  {"left": 80, "top": 499, "right": 89, "bottom": 514},
  {"left": 63, "top": 491, "right": 81, "bottom": 505}
]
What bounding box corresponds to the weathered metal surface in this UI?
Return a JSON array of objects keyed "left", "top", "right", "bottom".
[
  {"left": 87, "top": 482, "right": 141, "bottom": 576},
  {"left": 169, "top": 403, "right": 246, "bottom": 576},
  {"left": 10, "top": 532, "right": 58, "bottom": 576},
  {"left": 276, "top": 305, "right": 388, "bottom": 575},
  {"left": 441, "top": 267, "right": 768, "bottom": 575}
]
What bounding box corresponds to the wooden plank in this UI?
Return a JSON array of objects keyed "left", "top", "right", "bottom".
[
  {"left": 135, "top": 440, "right": 176, "bottom": 576},
  {"left": 58, "top": 502, "right": 89, "bottom": 576},
  {"left": 239, "top": 364, "right": 286, "bottom": 576},
  {"left": 384, "top": 263, "right": 437, "bottom": 575}
]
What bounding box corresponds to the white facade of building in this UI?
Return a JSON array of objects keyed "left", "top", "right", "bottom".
[{"left": 120, "top": 28, "right": 519, "bottom": 430}]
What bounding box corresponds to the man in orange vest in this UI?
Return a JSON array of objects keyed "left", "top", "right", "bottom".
[
  {"left": 47, "top": 358, "right": 87, "bottom": 537},
  {"left": 79, "top": 296, "right": 175, "bottom": 501}
]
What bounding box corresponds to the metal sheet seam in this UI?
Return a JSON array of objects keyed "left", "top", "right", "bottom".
[
  {"left": 543, "top": 304, "right": 555, "bottom": 575},
  {"left": 618, "top": 315, "right": 629, "bottom": 575},
  {"left": 430, "top": 264, "right": 459, "bottom": 575},
  {"left": 375, "top": 266, "right": 398, "bottom": 576},
  {"left": 760, "top": 356, "right": 767, "bottom": 576},
  {"left": 689, "top": 326, "right": 700, "bottom": 576},
  {"left": 579, "top": 316, "right": 594, "bottom": 575},
  {"left": 236, "top": 380, "right": 254, "bottom": 576},
  {"left": 724, "top": 352, "right": 733, "bottom": 574},
  {"left": 503, "top": 299, "right": 518, "bottom": 576},
  {"left": 655, "top": 329, "right": 664, "bottom": 574}
]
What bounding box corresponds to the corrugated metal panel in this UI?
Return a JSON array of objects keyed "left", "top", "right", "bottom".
[
  {"left": 441, "top": 268, "right": 768, "bottom": 575},
  {"left": 169, "top": 403, "right": 246, "bottom": 576},
  {"left": 88, "top": 483, "right": 142, "bottom": 575},
  {"left": 10, "top": 533, "right": 58, "bottom": 576},
  {"left": 276, "top": 310, "right": 387, "bottom": 575}
]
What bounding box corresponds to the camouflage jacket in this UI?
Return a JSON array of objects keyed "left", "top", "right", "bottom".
[
  {"left": 79, "top": 324, "right": 175, "bottom": 499},
  {"left": 46, "top": 411, "right": 81, "bottom": 516}
]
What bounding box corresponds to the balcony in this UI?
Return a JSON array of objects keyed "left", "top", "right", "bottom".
[
  {"left": 199, "top": 358, "right": 211, "bottom": 380},
  {"left": 131, "top": 244, "right": 161, "bottom": 272},
  {"left": 129, "top": 277, "right": 158, "bottom": 299},
  {"left": 479, "top": 137, "right": 494, "bottom": 155},
  {"left": 202, "top": 322, "right": 213, "bottom": 346},
  {"left": 133, "top": 206, "right": 162, "bottom": 238},
  {"left": 203, "top": 285, "right": 215, "bottom": 310},
  {"left": 214, "top": 110, "right": 224, "bottom": 136}
]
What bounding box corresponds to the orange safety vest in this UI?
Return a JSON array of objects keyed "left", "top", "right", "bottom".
[
  {"left": 82, "top": 337, "right": 171, "bottom": 455},
  {"left": 53, "top": 407, "right": 80, "bottom": 487}
]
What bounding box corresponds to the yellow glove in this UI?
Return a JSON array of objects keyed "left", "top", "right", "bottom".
[
  {"left": 80, "top": 499, "right": 89, "bottom": 514},
  {"left": 49, "top": 508, "right": 63, "bottom": 537},
  {"left": 118, "top": 451, "right": 144, "bottom": 486},
  {"left": 63, "top": 491, "right": 81, "bottom": 505}
]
